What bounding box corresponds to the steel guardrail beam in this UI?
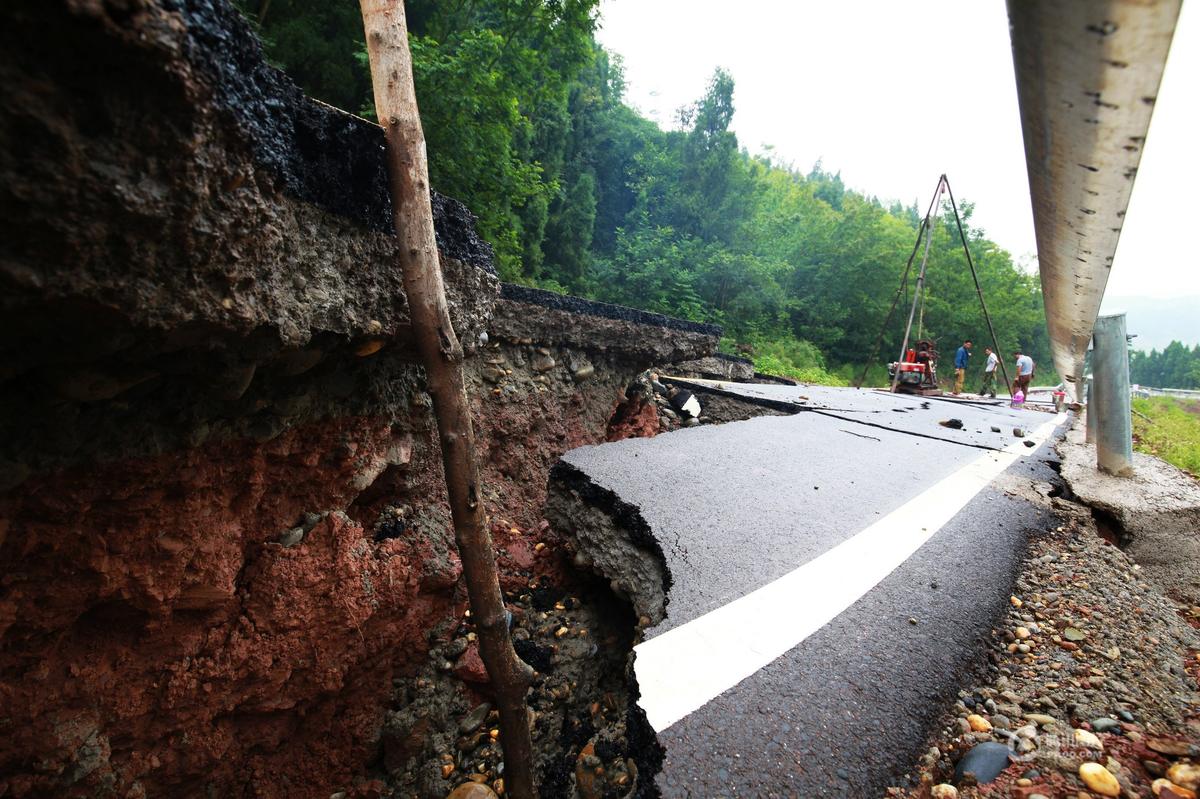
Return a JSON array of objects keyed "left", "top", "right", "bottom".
[{"left": 1006, "top": 0, "right": 1180, "bottom": 399}]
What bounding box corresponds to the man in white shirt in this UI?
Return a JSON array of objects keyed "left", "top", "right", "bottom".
[
  {"left": 1013, "top": 349, "right": 1035, "bottom": 394},
  {"left": 978, "top": 347, "right": 999, "bottom": 397}
]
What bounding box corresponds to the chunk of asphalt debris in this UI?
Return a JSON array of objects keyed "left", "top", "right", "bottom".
[
  {"left": 991, "top": 426, "right": 1002, "bottom": 433},
  {"left": 1023, "top": 440, "right": 1036, "bottom": 448},
  {"left": 939, "top": 419, "right": 964, "bottom": 429},
  {"left": 1013, "top": 427, "right": 1025, "bottom": 438}
]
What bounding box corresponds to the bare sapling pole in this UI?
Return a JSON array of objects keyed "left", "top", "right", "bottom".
[{"left": 357, "top": 3, "right": 538, "bottom": 797}]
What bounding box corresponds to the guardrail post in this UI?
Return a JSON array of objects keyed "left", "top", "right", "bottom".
[
  {"left": 1085, "top": 376, "right": 1096, "bottom": 443},
  {"left": 1092, "top": 313, "right": 1133, "bottom": 476}
]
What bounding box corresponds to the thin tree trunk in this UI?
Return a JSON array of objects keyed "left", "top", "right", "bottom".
[{"left": 357, "top": 3, "right": 538, "bottom": 797}]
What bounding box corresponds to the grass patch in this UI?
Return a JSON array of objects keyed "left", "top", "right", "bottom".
[
  {"left": 752, "top": 353, "right": 847, "bottom": 386},
  {"left": 1132, "top": 396, "right": 1200, "bottom": 477}
]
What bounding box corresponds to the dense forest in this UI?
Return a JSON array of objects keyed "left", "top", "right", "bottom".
[
  {"left": 237, "top": 0, "right": 1054, "bottom": 385},
  {"left": 1130, "top": 342, "right": 1200, "bottom": 389}
]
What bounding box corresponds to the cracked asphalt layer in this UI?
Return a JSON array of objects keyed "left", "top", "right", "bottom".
[{"left": 560, "top": 385, "right": 1068, "bottom": 797}]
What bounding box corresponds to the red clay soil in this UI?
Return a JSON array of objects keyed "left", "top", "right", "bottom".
[
  {"left": 0, "top": 415, "right": 461, "bottom": 798},
  {"left": 0, "top": 363, "right": 641, "bottom": 798},
  {"left": 604, "top": 397, "right": 660, "bottom": 442}
]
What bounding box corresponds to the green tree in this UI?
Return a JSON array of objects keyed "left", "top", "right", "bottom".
[{"left": 237, "top": 2, "right": 1056, "bottom": 386}]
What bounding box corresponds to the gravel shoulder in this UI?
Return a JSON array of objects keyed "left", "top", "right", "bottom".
[{"left": 888, "top": 421, "right": 1200, "bottom": 799}]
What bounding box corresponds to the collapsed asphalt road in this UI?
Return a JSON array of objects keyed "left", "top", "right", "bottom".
[{"left": 558, "top": 382, "right": 1070, "bottom": 797}]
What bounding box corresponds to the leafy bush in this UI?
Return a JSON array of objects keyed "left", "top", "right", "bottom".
[{"left": 751, "top": 337, "right": 846, "bottom": 386}]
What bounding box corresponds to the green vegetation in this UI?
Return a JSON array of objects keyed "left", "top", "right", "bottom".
[
  {"left": 1130, "top": 341, "right": 1200, "bottom": 390},
  {"left": 1132, "top": 397, "right": 1200, "bottom": 477},
  {"left": 745, "top": 336, "right": 845, "bottom": 386},
  {"left": 238, "top": 0, "right": 1053, "bottom": 382}
]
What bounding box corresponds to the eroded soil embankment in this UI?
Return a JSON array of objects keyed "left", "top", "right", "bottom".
[
  {"left": 0, "top": 305, "right": 713, "bottom": 799},
  {"left": 0, "top": 1, "right": 723, "bottom": 795}
]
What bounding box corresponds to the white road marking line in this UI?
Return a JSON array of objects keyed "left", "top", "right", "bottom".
[{"left": 634, "top": 412, "right": 1067, "bottom": 732}]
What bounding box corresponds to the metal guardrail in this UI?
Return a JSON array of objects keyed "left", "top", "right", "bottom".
[
  {"left": 1006, "top": 0, "right": 1180, "bottom": 400},
  {"left": 1133, "top": 386, "right": 1200, "bottom": 400}
]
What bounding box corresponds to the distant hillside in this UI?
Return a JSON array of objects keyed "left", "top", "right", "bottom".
[{"left": 1100, "top": 295, "right": 1200, "bottom": 351}]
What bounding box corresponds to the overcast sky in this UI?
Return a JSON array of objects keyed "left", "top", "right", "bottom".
[{"left": 595, "top": 0, "right": 1198, "bottom": 300}]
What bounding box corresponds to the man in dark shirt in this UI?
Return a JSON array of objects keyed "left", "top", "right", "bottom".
[{"left": 953, "top": 340, "right": 972, "bottom": 395}]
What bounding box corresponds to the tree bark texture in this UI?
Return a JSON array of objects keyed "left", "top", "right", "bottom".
[{"left": 357, "top": 3, "right": 538, "bottom": 797}]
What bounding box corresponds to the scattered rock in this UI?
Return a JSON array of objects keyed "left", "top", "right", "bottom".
[
  {"left": 1154, "top": 778, "right": 1198, "bottom": 798},
  {"left": 354, "top": 339, "right": 385, "bottom": 357},
  {"left": 1148, "top": 738, "right": 1194, "bottom": 757},
  {"left": 458, "top": 703, "right": 491, "bottom": 735},
  {"left": 967, "top": 714, "right": 993, "bottom": 732},
  {"left": 1079, "top": 762, "right": 1121, "bottom": 796},
  {"left": 953, "top": 741, "right": 1011, "bottom": 784},
  {"left": 1168, "top": 762, "right": 1200, "bottom": 791},
  {"left": 1091, "top": 717, "right": 1120, "bottom": 734},
  {"left": 279, "top": 526, "right": 306, "bottom": 547},
  {"left": 453, "top": 643, "right": 490, "bottom": 684},
  {"left": 1074, "top": 728, "right": 1104, "bottom": 751},
  {"left": 1023, "top": 439, "right": 1036, "bottom": 448},
  {"left": 1062, "top": 626, "right": 1086, "bottom": 642},
  {"left": 930, "top": 784, "right": 958, "bottom": 798},
  {"left": 446, "top": 783, "right": 499, "bottom": 799},
  {"left": 1025, "top": 713, "right": 1057, "bottom": 727},
  {"left": 991, "top": 426, "right": 1002, "bottom": 433},
  {"left": 940, "top": 419, "right": 964, "bottom": 429}
]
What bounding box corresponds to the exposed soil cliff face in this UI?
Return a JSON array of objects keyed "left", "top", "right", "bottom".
[
  {"left": 0, "top": 316, "right": 709, "bottom": 798},
  {"left": 0, "top": 2, "right": 719, "bottom": 797}
]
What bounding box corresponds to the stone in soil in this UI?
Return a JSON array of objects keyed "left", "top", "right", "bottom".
[
  {"left": 1169, "top": 762, "right": 1200, "bottom": 791},
  {"left": 953, "top": 742, "right": 1012, "bottom": 784},
  {"left": 445, "top": 783, "right": 498, "bottom": 799},
  {"left": 1078, "top": 762, "right": 1121, "bottom": 796}
]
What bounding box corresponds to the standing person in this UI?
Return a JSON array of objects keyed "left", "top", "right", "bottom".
[
  {"left": 978, "top": 346, "right": 999, "bottom": 397},
  {"left": 953, "top": 339, "right": 972, "bottom": 395},
  {"left": 915, "top": 340, "right": 936, "bottom": 385},
  {"left": 1013, "top": 349, "right": 1035, "bottom": 394}
]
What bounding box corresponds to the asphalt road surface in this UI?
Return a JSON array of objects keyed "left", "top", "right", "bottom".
[{"left": 560, "top": 382, "right": 1070, "bottom": 797}]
